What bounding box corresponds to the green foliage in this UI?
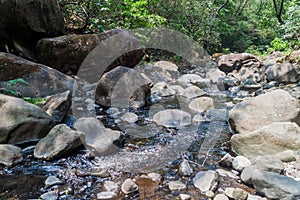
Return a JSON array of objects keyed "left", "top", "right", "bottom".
[
  {"left": 270, "top": 38, "right": 289, "bottom": 51},
  {"left": 22, "top": 97, "right": 46, "bottom": 105},
  {"left": 7, "top": 78, "right": 29, "bottom": 87}
]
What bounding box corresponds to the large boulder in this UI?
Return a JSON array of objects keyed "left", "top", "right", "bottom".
[
  {"left": 0, "top": 52, "right": 74, "bottom": 97},
  {"left": 0, "top": 144, "right": 23, "bottom": 167},
  {"left": 0, "top": 94, "right": 53, "bottom": 144},
  {"left": 95, "top": 66, "right": 152, "bottom": 108},
  {"left": 35, "top": 29, "right": 144, "bottom": 75},
  {"left": 217, "top": 53, "right": 263, "bottom": 73},
  {"left": 231, "top": 122, "right": 300, "bottom": 160},
  {"left": 265, "top": 63, "right": 300, "bottom": 84},
  {"left": 34, "top": 124, "right": 83, "bottom": 160},
  {"left": 228, "top": 89, "right": 300, "bottom": 134},
  {"left": 0, "top": 0, "right": 64, "bottom": 58}
]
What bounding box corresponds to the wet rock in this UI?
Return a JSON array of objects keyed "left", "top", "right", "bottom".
[
  {"left": 43, "top": 90, "right": 72, "bottom": 123},
  {"left": 103, "top": 181, "right": 119, "bottom": 192},
  {"left": 231, "top": 122, "right": 300, "bottom": 160},
  {"left": 121, "top": 112, "right": 138, "bottom": 123},
  {"left": 254, "top": 156, "right": 284, "bottom": 174},
  {"left": 179, "top": 160, "right": 193, "bottom": 176},
  {"left": 34, "top": 124, "right": 82, "bottom": 160},
  {"left": 179, "top": 194, "right": 191, "bottom": 200},
  {"left": 206, "top": 108, "right": 228, "bottom": 122},
  {"left": 188, "top": 97, "right": 214, "bottom": 113},
  {"left": 193, "top": 170, "right": 218, "bottom": 192},
  {"left": 151, "top": 82, "right": 176, "bottom": 101},
  {"left": 168, "top": 181, "right": 186, "bottom": 191},
  {"left": 232, "top": 156, "right": 251, "bottom": 172},
  {"left": 0, "top": 144, "right": 22, "bottom": 167},
  {"left": 217, "top": 76, "right": 240, "bottom": 91},
  {"left": 152, "top": 109, "right": 192, "bottom": 128},
  {"left": 121, "top": 178, "right": 138, "bottom": 195},
  {"left": 40, "top": 191, "right": 58, "bottom": 200},
  {"left": 74, "top": 117, "right": 121, "bottom": 156},
  {"left": 218, "top": 153, "right": 233, "bottom": 168},
  {"left": 45, "top": 176, "right": 64, "bottom": 189},
  {"left": 265, "top": 63, "right": 300, "bottom": 84},
  {"left": 35, "top": 29, "right": 144, "bottom": 75},
  {"left": 214, "top": 194, "right": 229, "bottom": 200},
  {"left": 95, "top": 66, "right": 151, "bottom": 108},
  {"left": 251, "top": 169, "right": 300, "bottom": 199},
  {"left": 179, "top": 85, "right": 206, "bottom": 99},
  {"left": 217, "top": 53, "right": 262, "bottom": 73},
  {"left": 206, "top": 68, "right": 226, "bottom": 83},
  {"left": 0, "top": 0, "right": 64, "bottom": 58},
  {"left": 96, "top": 191, "right": 117, "bottom": 199},
  {"left": 0, "top": 53, "right": 74, "bottom": 97},
  {"left": 75, "top": 168, "right": 110, "bottom": 178},
  {"left": 228, "top": 89, "right": 300, "bottom": 134},
  {"left": 0, "top": 94, "right": 53, "bottom": 144}
]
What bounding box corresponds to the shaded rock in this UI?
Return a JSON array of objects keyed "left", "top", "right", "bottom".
[
  {"left": 179, "top": 85, "right": 206, "bottom": 99},
  {"left": 254, "top": 156, "right": 284, "bottom": 174},
  {"left": 275, "top": 150, "right": 297, "bottom": 162},
  {"left": 35, "top": 29, "right": 144, "bottom": 75},
  {"left": 0, "top": 144, "right": 22, "bottom": 167},
  {"left": 216, "top": 169, "right": 239, "bottom": 179},
  {"left": 151, "top": 82, "right": 176, "bottom": 101},
  {"left": 43, "top": 90, "right": 72, "bottom": 123},
  {"left": 232, "top": 156, "right": 252, "bottom": 172},
  {"left": 240, "top": 77, "right": 262, "bottom": 92},
  {"left": 136, "top": 64, "right": 175, "bottom": 84},
  {"left": 152, "top": 109, "right": 192, "bottom": 128},
  {"left": 266, "top": 63, "right": 300, "bottom": 84},
  {"left": 218, "top": 153, "right": 233, "bottom": 168},
  {"left": 121, "top": 178, "right": 138, "bottom": 195},
  {"left": 179, "top": 160, "right": 193, "bottom": 176},
  {"left": 206, "top": 68, "right": 226, "bottom": 83},
  {"left": 217, "top": 76, "right": 240, "bottom": 91},
  {"left": 217, "top": 53, "right": 262, "bottom": 73},
  {"left": 170, "top": 85, "right": 184, "bottom": 94},
  {"left": 241, "top": 165, "right": 257, "bottom": 185},
  {"left": 193, "top": 170, "right": 218, "bottom": 192},
  {"left": 206, "top": 108, "right": 228, "bottom": 122},
  {"left": 228, "top": 89, "right": 300, "bottom": 134},
  {"left": 40, "top": 191, "right": 58, "bottom": 200},
  {"left": 0, "top": 52, "right": 74, "bottom": 97},
  {"left": 251, "top": 169, "right": 300, "bottom": 199},
  {"left": 34, "top": 124, "right": 82, "bottom": 160},
  {"left": 0, "top": 0, "right": 64, "bottom": 58},
  {"left": 45, "top": 176, "right": 64, "bottom": 189},
  {"left": 96, "top": 192, "right": 117, "bottom": 199},
  {"left": 231, "top": 122, "right": 300, "bottom": 160},
  {"left": 188, "top": 97, "right": 214, "bottom": 113},
  {"left": 121, "top": 112, "right": 138, "bottom": 123},
  {"left": 177, "top": 74, "right": 205, "bottom": 84},
  {"left": 0, "top": 94, "right": 53, "bottom": 144},
  {"left": 168, "top": 181, "right": 186, "bottom": 191},
  {"left": 95, "top": 66, "right": 151, "bottom": 108},
  {"left": 103, "top": 181, "right": 119, "bottom": 192},
  {"left": 74, "top": 117, "right": 121, "bottom": 156}
]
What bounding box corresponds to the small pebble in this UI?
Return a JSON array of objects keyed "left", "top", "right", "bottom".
[
  {"left": 96, "top": 191, "right": 117, "bottom": 199},
  {"left": 168, "top": 181, "right": 186, "bottom": 191},
  {"left": 214, "top": 194, "right": 229, "bottom": 200},
  {"left": 121, "top": 178, "right": 138, "bottom": 195},
  {"left": 179, "top": 194, "right": 191, "bottom": 200}
]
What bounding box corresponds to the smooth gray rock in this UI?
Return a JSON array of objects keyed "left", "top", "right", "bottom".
[
  {"left": 251, "top": 169, "right": 300, "bottom": 199},
  {"left": 232, "top": 156, "right": 252, "bottom": 172},
  {"left": 254, "top": 156, "right": 284, "bottom": 174},
  {"left": 34, "top": 124, "right": 82, "bottom": 160},
  {"left": 121, "top": 112, "right": 138, "bottom": 123},
  {"left": 103, "top": 181, "right": 119, "bottom": 192},
  {"left": 217, "top": 76, "right": 240, "bottom": 91},
  {"left": 179, "top": 160, "right": 193, "bottom": 176},
  {"left": 151, "top": 82, "right": 176, "bottom": 100},
  {"left": 168, "top": 181, "right": 187, "bottom": 191},
  {"left": 193, "top": 170, "right": 218, "bottom": 192},
  {"left": 0, "top": 94, "right": 53, "bottom": 144},
  {"left": 121, "top": 178, "right": 138, "bottom": 194},
  {"left": 74, "top": 117, "right": 121, "bottom": 156},
  {"left": 214, "top": 194, "right": 229, "bottom": 200},
  {"left": 266, "top": 63, "right": 300, "bottom": 84},
  {"left": 241, "top": 165, "right": 257, "bottom": 185},
  {"left": 228, "top": 89, "right": 300, "bottom": 134},
  {"left": 152, "top": 109, "right": 192, "bottom": 128},
  {"left": 177, "top": 74, "right": 205, "bottom": 84},
  {"left": 45, "top": 176, "right": 64, "bottom": 189},
  {"left": 206, "top": 68, "right": 226, "bottom": 83},
  {"left": 0, "top": 144, "right": 22, "bottom": 167},
  {"left": 231, "top": 122, "right": 300, "bottom": 160},
  {"left": 40, "top": 191, "right": 58, "bottom": 200},
  {"left": 96, "top": 191, "right": 117, "bottom": 199},
  {"left": 154, "top": 61, "right": 179, "bottom": 72},
  {"left": 43, "top": 90, "right": 72, "bottom": 123},
  {"left": 179, "top": 85, "right": 206, "bottom": 99}
]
